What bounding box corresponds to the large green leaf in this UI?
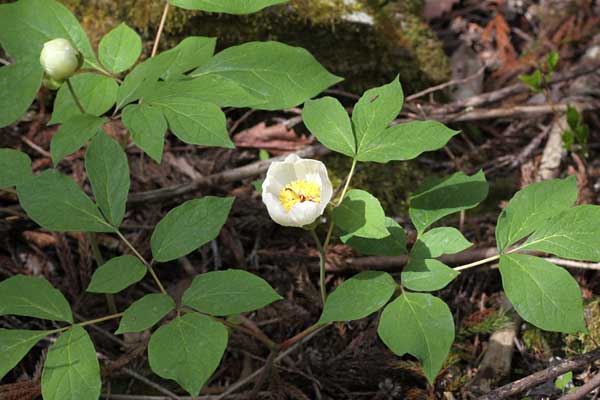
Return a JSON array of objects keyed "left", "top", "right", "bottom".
[
  {"left": 499, "top": 254, "right": 585, "bottom": 333},
  {"left": 151, "top": 97, "right": 233, "bottom": 148},
  {"left": 342, "top": 217, "right": 407, "bottom": 256},
  {"left": 0, "top": 275, "right": 72, "bottom": 322},
  {"left": 302, "top": 97, "right": 355, "bottom": 157},
  {"left": 170, "top": 0, "right": 287, "bottom": 14},
  {"left": 332, "top": 189, "right": 389, "bottom": 239},
  {"left": 41, "top": 326, "right": 101, "bottom": 400},
  {"left": 409, "top": 170, "right": 489, "bottom": 234},
  {"left": 87, "top": 255, "right": 147, "bottom": 294},
  {"left": 0, "top": 0, "right": 97, "bottom": 66},
  {"left": 182, "top": 269, "right": 282, "bottom": 316},
  {"left": 0, "top": 329, "right": 49, "bottom": 380},
  {"left": 143, "top": 75, "right": 263, "bottom": 108},
  {"left": 496, "top": 177, "right": 577, "bottom": 251},
  {"left": 116, "top": 294, "right": 175, "bottom": 334},
  {"left": 378, "top": 292, "right": 454, "bottom": 383},
  {"left": 192, "top": 41, "right": 342, "bottom": 110},
  {"left": 519, "top": 205, "right": 600, "bottom": 261},
  {"left": 116, "top": 50, "right": 177, "bottom": 110},
  {"left": 151, "top": 197, "right": 234, "bottom": 262},
  {"left": 49, "top": 73, "right": 118, "bottom": 125},
  {"left": 85, "top": 133, "right": 130, "bottom": 226},
  {"left": 98, "top": 23, "right": 142, "bottom": 74},
  {"left": 356, "top": 121, "right": 460, "bottom": 163},
  {"left": 353, "top": 77, "right": 403, "bottom": 153},
  {"left": 159, "top": 36, "right": 216, "bottom": 80},
  {"left": 17, "top": 170, "right": 113, "bottom": 232},
  {"left": 122, "top": 103, "right": 167, "bottom": 163},
  {"left": 319, "top": 271, "right": 396, "bottom": 324},
  {"left": 0, "top": 62, "right": 42, "bottom": 128},
  {"left": 401, "top": 259, "right": 459, "bottom": 292},
  {"left": 411, "top": 227, "right": 472, "bottom": 259},
  {"left": 0, "top": 148, "right": 31, "bottom": 187},
  {"left": 50, "top": 114, "right": 106, "bottom": 165},
  {"left": 148, "top": 313, "right": 228, "bottom": 396}
]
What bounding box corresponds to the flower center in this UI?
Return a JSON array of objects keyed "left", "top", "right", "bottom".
[{"left": 279, "top": 180, "right": 321, "bottom": 212}]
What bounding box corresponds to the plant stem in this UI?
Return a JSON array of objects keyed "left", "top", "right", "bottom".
[
  {"left": 151, "top": 2, "right": 170, "bottom": 58},
  {"left": 88, "top": 233, "right": 118, "bottom": 314},
  {"left": 66, "top": 78, "right": 85, "bottom": 114},
  {"left": 48, "top": 312, "right": 124, "bottom": 335},
  {"left": 279, "top": 322, "right": 329, "bottom": 351},
  {"left": 114, "top": 229, "right": 167, "bottom": 295},
  {"left": 454, "top": 254, "right": 501, "bottom": 272},
  {"left": 323, "top": 158, "right": 358, "bottom": 249},
  {"left": 220, "top": 318, "right": 278, "bottom": 351}
]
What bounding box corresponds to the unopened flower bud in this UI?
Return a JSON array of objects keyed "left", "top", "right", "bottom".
[{"left": 39, "top": 38, "right": 83, "bottom": 81}]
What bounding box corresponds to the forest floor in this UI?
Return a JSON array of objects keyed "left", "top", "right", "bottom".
[{"left": 2, "top": 0, "right": 600, "bottom": 399}]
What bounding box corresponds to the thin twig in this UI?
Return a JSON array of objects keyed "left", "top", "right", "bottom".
[
  {"left": 559, "top": 370, "right": 600, "bottom": 400},
  {"left": 405, "top": 64, "right": 487, "bottom": 102},
  {"left": 478, "top": 347, "right": 600, "bottom": 400}
]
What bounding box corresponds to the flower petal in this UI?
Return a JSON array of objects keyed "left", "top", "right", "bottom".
[
  {"left": 263, "top": 192, "right": 296, "bottom": 226},
  {"left": 289, "top": 201, "right": 320, "bottom": 226}
]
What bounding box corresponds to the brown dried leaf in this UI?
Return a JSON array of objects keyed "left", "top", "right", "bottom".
[{"left": 234, "top": 122, "right": 312, "bottom": 155}]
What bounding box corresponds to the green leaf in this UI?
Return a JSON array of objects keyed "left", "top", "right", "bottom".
[
  {"left": 151, "top": 197, "right": 234, "bottom": 262},
  {"left": 378, "top": 292, "right": 454, "bottom": 383},
  {"left": 49, "top": 73, "right": 119, "bottom": 125},
  {"left": 0, "top": 62, "right": 42, "bottom": 128},
  {"left": 87, "top": 255, "right": 146, "bottom": 294},
  {"left": 555, "top": 371, "right": 573, "bottom": 391},
  {"left": 98, "top": 23, "right": 142, "bottom": 74},
  {"left": 496, "top": 177, "right": 577, "bottom": 251},
  {"left": 151, "top": 97, "right": 233, "bottom": 148},
  {"left": 319, "top": 271, "right": 396, "bottom": 324},
  {"left": 50, "top": 114, "right": 106, "bottom": 165},
  {"left": 332, "top": 189, "right": 388, "bottom": 239},
  {"left": 116, "top": 294, "right": 175, "bottom": 334},
  {"left": 0, "top": 149, "right": 31, "bottom": 187},
  {"left": 342, "top": 217, "right": 407, "bottom": 256},
  {"left": 353, "top": 76, "right": 403, "bottom": 153},
  {"left": 519, "top": 70, "right": 542, "bottom": 92},
  {"left": 0, "top": 329, "right": 49, "bottom": 380},
  {"left": 401, "top": 259, "right": 459, "bottom": 292},
  {"left": 148, "top": 313, "right": 228, "bottom": 396},
  {"left": 356, "top": 121, "right": 460, "bottom": 163},
  {"left": 409, "top": 170, "right": 489, "bottom": 234},
  {"left": 302, "top": 97, "right": 355, "bottom": 157},
  {"left": 0, "top": 275, "right": 72, "bottom": 322},
  {"left": 192, "top": 41, "right": 342, "bottom": 110},
  {"left": 41, "top": 326, "right": 101, "bottom": 400},
  {"left": 170, "top": 0, "right": 287, "bottom": 14},
  {"left": 182, "top": 269, "right": 282, "bottom": 316},
  {"left": 159, "top": 36, "right": 216, "bottom": 80},
  {"left": 116, "top": 50, "right": 177, "bottom": 110},
  {"left": 499, "top": 254, "right": 585, "bottom": 333},
  {"left": 412, "top": 227, "right": 472, "bottom": 259},
  {"left": 85, "top": 133, "right": 130, "bottom": 226},
  {"left": 17, "top": 169, "right": 113, "bottom": 232},
  {"left": 122, "top": 103, "right": 167, "bottom": 163},
  {"left": 0, "top": 0, "right": 97, "bottom": 66},
  {"left": 144, "top": 75, "right": 263, "bottom": 108},
  {"left": 519, "top": 205, "right": 600, "bottom": 261}
]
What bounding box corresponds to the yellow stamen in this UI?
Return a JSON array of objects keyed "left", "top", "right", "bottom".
[{"left": 279, "top": 180, "right": 321, "bottom": 212}]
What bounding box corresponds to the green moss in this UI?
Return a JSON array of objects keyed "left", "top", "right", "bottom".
[
  {"left": 564, "top": 299, "right": 600, "bottom": 355},
  {"left": 67, "top": 0, "right": 449, "bottom": 93},
  {"left": 324, "top": 154, "right": 425, "bottom": 216}
]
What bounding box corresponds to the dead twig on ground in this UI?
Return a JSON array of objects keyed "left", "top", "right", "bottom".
[{"left": 477, "top": 347, "right": 600, "bottom": 400}]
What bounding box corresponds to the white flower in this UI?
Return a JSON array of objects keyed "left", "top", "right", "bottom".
[
  {"left": 39, "top": 38, "right": 82, "bottom": 82},
  {"left": 262, "top": 154, "right": 333, "bottom": 227}
]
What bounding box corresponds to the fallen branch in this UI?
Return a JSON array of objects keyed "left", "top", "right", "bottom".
[
  {"left": 477, "top": 347, "right": 600, "bottom": 400},
  {"left": 559, "top": 370, "right": 600, "bottom": 400}
]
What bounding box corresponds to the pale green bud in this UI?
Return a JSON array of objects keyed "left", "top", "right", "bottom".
[
  {"left": 42, "top": 76, "right": 65, "bottom": 91},
  {"left": 39, "top": 38, "right": 83, "bottom": 81}
]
